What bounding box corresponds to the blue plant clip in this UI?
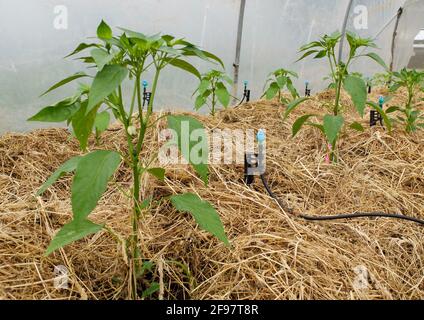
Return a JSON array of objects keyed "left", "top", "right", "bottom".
[
  {"left": 142, "top": 80, "right": 148, "bottom": 88},
  {"left": 257, "top": 129, "right": 266, "bottom": 144},
  {"left": 379, "top": 96, "right": 384, "bottom": 108}
]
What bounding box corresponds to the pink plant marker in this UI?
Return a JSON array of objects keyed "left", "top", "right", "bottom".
[{"left": 325, "top": 144, "right": 332, "bottom": 164}]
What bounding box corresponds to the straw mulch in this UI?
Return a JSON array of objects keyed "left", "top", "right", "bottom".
[{"left": 0, "top": 88, "right": 423, "bottom": 300}]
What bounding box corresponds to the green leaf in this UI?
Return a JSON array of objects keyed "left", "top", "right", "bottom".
[
  {"left": 40, "top": 72, "right": 89, "bottom": 97},
  {"left": 349, "top": 121, "right": 365, "bottom": 132},
  {"left": 201, "top": 49, "right": 225, "bottom": 68},
  {"left": 72, "top": 150, "right": 121, "bottom": 220},
  {"left": 367, "top": 101, "right": 392, "bottom": 132},
  {"left": 365, "top": 53, "right": 388, "bottom": 70},
  {"left": 276, "top": 76, "right": 287, "bottom": 88},
  {"left": 323, "top": 115, "right": 344, "bottom": 143},
  {"left": 45, "top": 219, "right": 104, "bottom": 256},
  {"left": 65, "top": 43, "right": 100, "bottom": 58},
  {"left": 164, "top": 58, "right": 201, "bottom": 79},
  {"left": 344, "top": 75, "right": 367, "bottom": 116},
  {"left": 386, "top": 106, "right": 401, "bottom": 114},
  {"left": 158, "top": 46, "right": 180, "bottom": 56},
  {"left": 118, "top": 28, "right": 148, "bottom": 40},
  {"left": 314, "top": 50, "right": 327, "bottom": 59},
  {"left": 87, "top": 65, "right": 128, "bottom": 113},
  {"left": 265, "top": 82, "right": 279, "bottom": 100},
  {"left": 283, "top": 97, "right": 309, "bottom": 119},
  {"left": 91, "top": 48, "right": 115, "bottom": 71},
  {"left": 292, "top": 114, "right": 316, "bottom": 137},
  {"left": 307, "top": 123, "right": 325, "bottom": 135},
  {"left": 299, "top": 41, "right": 322, "bottom": 52},
  {"left": 183, "top": 49, "right": 225, "bottom": 68},
  {"left": 195, "top": 95, "right": 207, "bottom": 110},
  {"left": 197, "top": 79, "right": 210, "bottom": 95},
  {"left": 286, "top": 79, "right": 299, "bottom": 99},
  {"left": 71, "top": 100, "right": 99, "bottom": 151},
  {"left": 296, "top": 50, "right": 319, "bottom": 62},
  {"left": 389, "top": 83, "right": 402, "bottom": 93},
  {"left": 142, "top": 282, "right": 160, "bottom": 298},
  {"left": 147, "top": 168, "right": 165, "bottom": 181},
  {"left": 94, "top": 111, "right": 111, "bottom": 134},
  {"left": 36, "top": 156, "right": 82, "bottom": 196},
  {"left": 28, "top": 100, "right": 81, "bottom": 123},
  {"left": 215, "top": 82, "right": 230, "bottom": 107},
  {"left": 167, "top": 115, "right": 209, "bottom": 186},
  {"left": 171, "top": 193, "right": 229, "bottom": 246},
  {"left": 97, "top": 20, "right": 113, "bottom": 40}
]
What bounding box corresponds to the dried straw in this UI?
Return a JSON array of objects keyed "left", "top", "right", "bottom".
[{"left": 0, "top": 88, "right": 423, "bottom": 300}]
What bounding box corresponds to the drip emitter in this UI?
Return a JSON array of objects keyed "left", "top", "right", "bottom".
[
  {"left": 237, "top": 80, "right": 251, "bottom": 107},
  {"left": 305, "top": 81, "right": 311, "bottom": 97},
  {"left": 244, "top": 129, "right": 266, "bottom": 185},
  {"left": 370, "top": 96, "right": 384, "bottom": 127},
  {"left": 366, "top": 77, "right": 372, "bottom": 94},
  {"left": 243, "top": 129, "right": 424, "bottom": 226},
  {"left": 142, "top": 80, "right": 152, "bottom": 108}
]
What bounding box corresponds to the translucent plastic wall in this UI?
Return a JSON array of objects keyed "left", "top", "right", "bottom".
[
  {"left": 345, "top": 0, "right": 424, "bottom": 76},
  {"left": 393, "top": 0, "right": 424, "bottom": 68},
  {"left": 238, "top": 0, "right": 350, "bottom": 104},
  {"left": 0, "top": 0, "right": 421, "bottom": 134}
]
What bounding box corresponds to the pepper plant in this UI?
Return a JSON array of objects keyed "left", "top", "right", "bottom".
[
  {"left": 262, "top": 68, "right": 299, "bottom": 104},
  {"left": 284, "top": 31, "right": 390, "bottom": 162},
  {"left": 30, "top": 20, "right": 229, "bottom": 299},
  {"left": 385, "top": 68, "right": 424, "bottom": 133},
  {"left": 193, "top": 69, "right": 232, "bottom": 116}
]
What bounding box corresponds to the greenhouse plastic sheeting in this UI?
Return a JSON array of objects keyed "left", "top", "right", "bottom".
[{"left": 0, "top": 0, "right": 421, "bottom": 133}]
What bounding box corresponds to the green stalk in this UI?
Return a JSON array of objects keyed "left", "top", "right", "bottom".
[
  {"left": 127, "top": 66, "right": 162, "bottom": 299},
  {"left": 211, "top": 78, "right": 216, "bottom": 116},
  {"left": 136, "top": 68, "right": 161, "bottom": 155}
]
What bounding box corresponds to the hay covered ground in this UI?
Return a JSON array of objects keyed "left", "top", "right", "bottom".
[{"left": 0, "top": 88, "right": 423, "bottom": 300}]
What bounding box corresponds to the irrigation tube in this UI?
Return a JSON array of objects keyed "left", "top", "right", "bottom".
[
  {"left": 260, "top": 175, "right": 424, "bottom": 226},
  {"left": 232, "top": 0, "right": 247, "bottom": 105}
]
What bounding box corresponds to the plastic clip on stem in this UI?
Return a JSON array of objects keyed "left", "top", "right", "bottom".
[
  {"left": 367, "top": 77, "right": 372, "bottom": 94},
  {"left": 142, "top": 80, "right": 152, "bottom": 108},
  {"left": 370, "top": 96, "right": 384, "bottom": 127},
  {"left": 244, "top": 129, "right": 265, "bottom": 185},
  {"left": 237, "top": 80, "right": 251, "bottom": 107},
  {"left": 243, "top": 80, "right": 251, "bottom": 103},
  {"left": 305, "top": 81, "right": 311, "bottom": 97}
]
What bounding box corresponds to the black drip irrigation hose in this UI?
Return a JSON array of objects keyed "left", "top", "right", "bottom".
[{"left": 260, "top": 175, "right": 424, "bottom": 226}]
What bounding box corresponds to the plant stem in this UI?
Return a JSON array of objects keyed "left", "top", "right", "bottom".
[
  {"left": 127, "top": 67, "right": 161, "bottom": 299},
  {"left": 211, "top": 78, "right": 216, "bottom": 116}
]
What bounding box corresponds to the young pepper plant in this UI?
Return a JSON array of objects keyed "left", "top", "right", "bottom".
[
  {"left": 384, "top": 68, "right": 424, "bottom": 133},
  {"left": 30, "top": 20, "right": 229, "bottom": 299},
  {"left": 284, "top": 31, "right": 390, "bottom": 162},
  {"left": 262, "top": 68, "right": 299, "bottom": 104},
  {"left": 193, "top": 69, "right": 232, "bottom": 116}
]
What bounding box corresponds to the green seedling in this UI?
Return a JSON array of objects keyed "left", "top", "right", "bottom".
[
  {"left": 29, "top": 20, "right": 229, "bottom": 299},
  {"left": 193, "top": 69, "right": 232, "bottom": 116},
  {"left": 262, "top": 68, "right": 299, "bottom": 104},
  {"left": 371, "top": 72, "right": 392, "bottom": 87},
  {"left": 385, "top": 68, "right": 424, "bottom": 133},
  {"left": 285, "top": 31, "right": 390, "bottom": 162}
]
